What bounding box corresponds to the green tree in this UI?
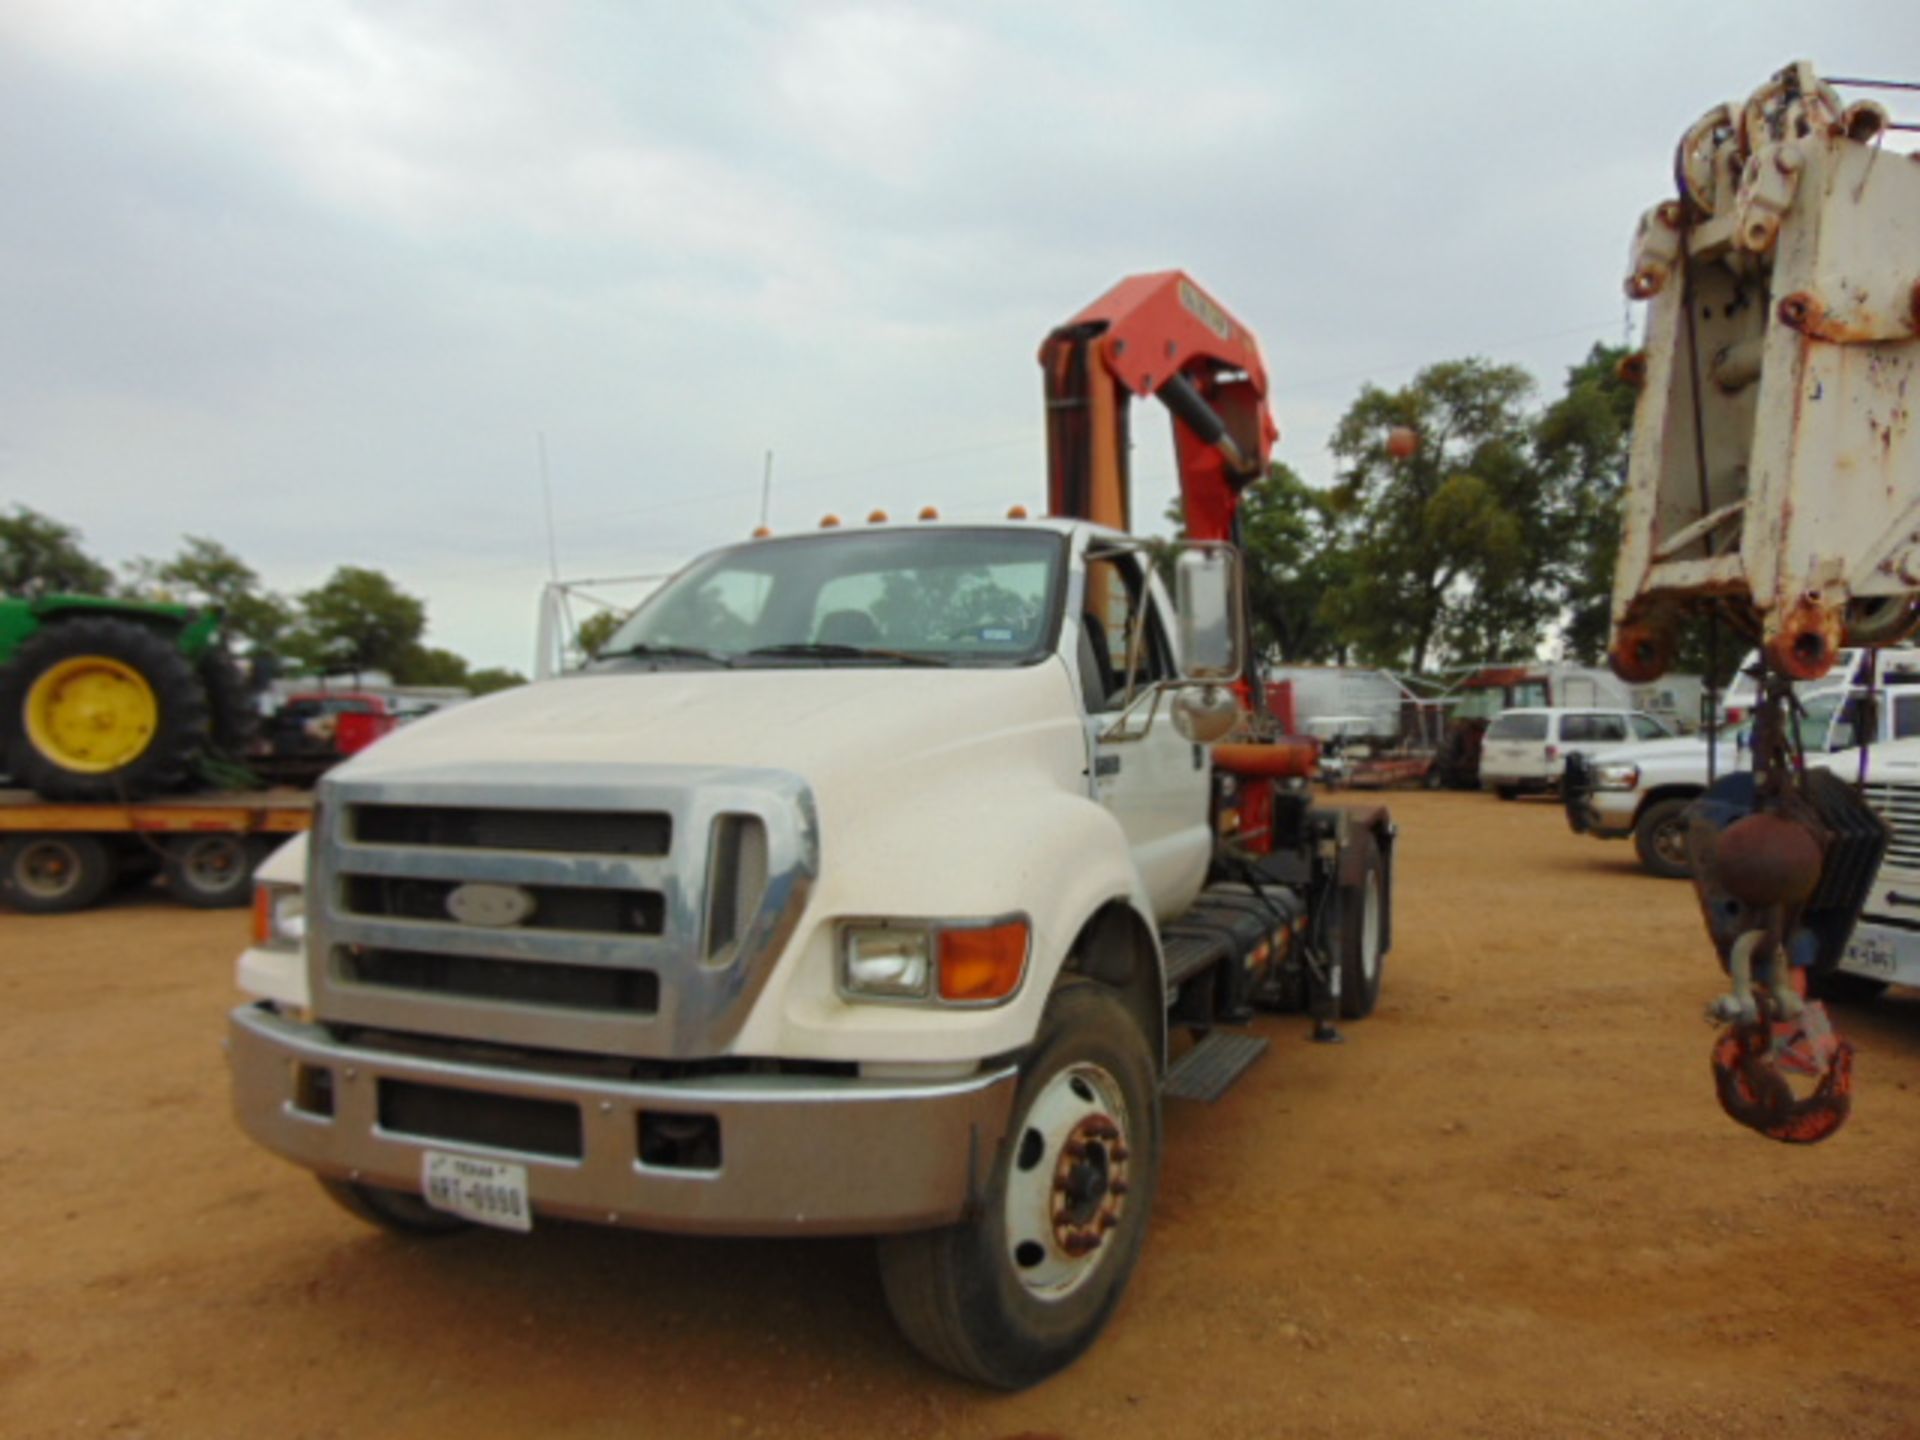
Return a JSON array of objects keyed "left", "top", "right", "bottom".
[
  {"left": 289, "top": 566, "right": 427, "bottom": 676},
  {"left": 394, "top": 644, "right": 471, "bottom": 688},
  {"left": 465, "top": 667, "right": 527, "bottom": 696},
  {"left": 1324, "top": 359, "right": 1545, "bottom": 672},
  {"left": 0, "top": 506, "right": 114, "bottom": 595},
  {"left": 149, "top": 536, "right": 294, "bottom": 649},
  {"left": 574, "top": 610, "right": 623, "bottom": 661},
  {"left": 1535, "top": 344, "right": 1636, "bottom": 665},
  {"left": 1164, "top": 463, "right": 1354, "bottom": 664}
]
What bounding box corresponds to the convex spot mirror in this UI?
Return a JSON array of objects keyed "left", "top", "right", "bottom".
[
  {"left": 1174, "top": 544, "right": 1244, "bottom": 683},
  {"left": 1172, "top": 686, "right": 1239, "bottom": 744}
]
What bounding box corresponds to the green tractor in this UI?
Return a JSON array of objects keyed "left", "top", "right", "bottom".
[{"left": 0, "top": 596, "right": 254, "bottom": 801}]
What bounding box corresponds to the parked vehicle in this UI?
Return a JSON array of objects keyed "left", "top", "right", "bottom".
[
  {"left": 249, "top": 691, "right": 402, "bottom": 785},
  {"left": 1, "top": 786, "right": 311, "bottom": 912},
  {"left": 1564, "top": 686, "right": 1920, "bottom": 877},
  {"left": 225, "top": 272, "right": 1395, "bottom": 1390},
  {"left": 0, "top": 594, "right": 253, "bottom": 801},
  {"left": 1478, "top": 706, "right": 1676, "bottom": 798}
]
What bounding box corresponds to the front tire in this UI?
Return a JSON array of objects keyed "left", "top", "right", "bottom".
[
  {"left": 0, "top": 617, "right": 210, "bottom": 800},
  {"left": 878, "top": 983, "right": 1160, "bottom": 1390},
  {"left": 1632, "top": 796, "right": 1696, "bottom": 879},
  {"left": 318, "top": 1178, "right": 473, "bottom": 1237},
  {"left": 1494, "top": 786, "right": 1518, "bottom": 802},
  {"left": 1338, "top": 834, "right": 1387, "bottom": 1019}
]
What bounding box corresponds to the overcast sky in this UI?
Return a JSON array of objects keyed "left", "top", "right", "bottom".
[{"left": 4, "top": 2, "right": 1915, "bottom": 672}]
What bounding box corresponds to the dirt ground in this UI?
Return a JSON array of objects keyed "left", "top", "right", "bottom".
[{"left": 4, "top": 789, "right": 1919, "bottom": 1439}]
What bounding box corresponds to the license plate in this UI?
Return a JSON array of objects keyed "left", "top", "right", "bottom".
[
  {"left": 1845, "top": 933, "right": 1897, "bottom": 977},
  {"left": 421, "top": 1151, "right": 532, "bottom": 1232}
]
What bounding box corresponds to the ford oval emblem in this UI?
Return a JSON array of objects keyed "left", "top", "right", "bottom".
[{"left": 445, "top": 882, "right": 538, "bottom": 928}]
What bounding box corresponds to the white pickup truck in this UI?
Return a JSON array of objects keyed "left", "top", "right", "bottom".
[
  {"left": 229, "top": 518, "right": 1392, "bottom": 1389},
  {"left": 1564, "top": 687, "right": 1920, "bottom": 877}
]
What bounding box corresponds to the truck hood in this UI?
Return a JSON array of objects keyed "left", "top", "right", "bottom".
[{"left": 330, "top": 662, "right": 1087, "bottom": 801}]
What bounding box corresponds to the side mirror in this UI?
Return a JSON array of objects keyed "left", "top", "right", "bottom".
[
  {"left": 1174, "top": 544, "right": 1243, "bottom": 682},
  {"left": 1172, "top": 686, "right": 1240, "bottom": 744}
]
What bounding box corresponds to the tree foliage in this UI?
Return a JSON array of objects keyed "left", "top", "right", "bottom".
[
  {"left": 289, "top": 566, "right": 428, "bottom": 677},
  {"left": 1322, "top": 358, "right": 1544, "bottom": 672},
  {"left": 128, "top": 535, "right": 295, "bottom": 649},
  {"left": 574, "top": 610, "right": 623, "bottom": 661},
  {"left": 0, "top": 506, "right": 114, "bottom": 595},
  {"left": 1169, "top": 346, "right": 1668, "bottom": 678},
  {"left": 1534, "top": 344, "right": 1636, "bottom": 666}
]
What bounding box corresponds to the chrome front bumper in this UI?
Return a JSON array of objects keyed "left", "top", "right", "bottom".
[{"left": 229, "top": 1005, "right": 1018, "bottom": 1237}]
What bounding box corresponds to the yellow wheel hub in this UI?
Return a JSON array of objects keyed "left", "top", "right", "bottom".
[{"left": 23, "top": 656, "right": 159, "bottom": 773}]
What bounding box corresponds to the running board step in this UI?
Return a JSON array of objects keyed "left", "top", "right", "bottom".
[{"left": 1162, "top": 1032, "right": 1271, "bottom": 1103}]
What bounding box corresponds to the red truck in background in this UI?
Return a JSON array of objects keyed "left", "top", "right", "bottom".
[{"left": 250, "top": 690, "right": 402, "bottom": 784}]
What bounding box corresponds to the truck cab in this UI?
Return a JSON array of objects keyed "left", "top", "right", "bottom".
[{"left": 229, "top": 516, "right": 1391, "bottom": 1389}]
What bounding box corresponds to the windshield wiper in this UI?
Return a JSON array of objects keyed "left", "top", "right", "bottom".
[
  {"left": 742, "top": 642, "right": 950, "bottom": 667},
  {"left": 597, "top": 643, "right": 734, "bottom": 667}
]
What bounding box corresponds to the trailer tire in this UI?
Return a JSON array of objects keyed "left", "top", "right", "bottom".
[
  {"left": 0, "top": 833, "right": 117, "bottom": 914},
  {"left": 0, "top": 617, "right": 209, "bottom": 801},
  {"left": 162, "top": 832, "right": 255, "bottom": 908},
  {"left": 877, "top": 982, "right": 1159, "bottom": 1390},
  {"left": 1338, "top": 834, "right": 1386, "bottom": 1020},
  {"left": 318, "top": 1178, "right": 473, "bottom": 1238},
  {"left": 1632, "top": 797, "right": 1695, "bottom": 879}
]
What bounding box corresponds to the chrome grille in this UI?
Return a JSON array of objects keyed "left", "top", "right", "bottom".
[
  {"left": 308, "top": 763, "right": 818, "bottom": 1059},
  {"left": 1861, "top": 783, "right": 1920, "bottom": 870}
]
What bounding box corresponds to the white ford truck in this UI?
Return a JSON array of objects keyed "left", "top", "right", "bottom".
[{"left": 229, "top": 518, "right": 1392, "bottom": 1388}]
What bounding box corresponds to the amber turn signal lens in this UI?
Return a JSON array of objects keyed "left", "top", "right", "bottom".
[
  {"left": 251, "top": 886, "right": 273, "bottom": 946},
  {"left": 938, "top": 921, "right": 1029, "bottom": 1002}
]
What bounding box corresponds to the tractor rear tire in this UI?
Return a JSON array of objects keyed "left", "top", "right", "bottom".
[
  {"left": 199, "top": 646, "right": 258, "bottom": 755},
  {"left": 0, "top": 618, "right": 210, "bottom": 801}
]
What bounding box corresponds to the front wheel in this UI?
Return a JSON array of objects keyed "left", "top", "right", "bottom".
[
  {"left": 877, "top": 982, "right": 1160, "bottom": 1390},
  {"left": 318, "top": 1178, "right": 473, "bottom": 1237},
  {"left": 1338, "top": 834, "right": 1387, "bottom": 1019},
  {"left": 1494, "top": 786, "right": 1518, "bottom": 802},
  {"left": 1632, "top": 796, "right": 1696, "bottom": 879}
]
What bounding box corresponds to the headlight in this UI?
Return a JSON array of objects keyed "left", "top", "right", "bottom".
[
  {"left": 841, "top": 925, "right": 934, "bottom": 999},
  {"left": 1593, "top": 763, "right": 1640, "bottom": 791},
  {"left": 839, "top": 917, "right": 1030, "bottom": 1006},
  {"left": 251, "top": 883, "right": 306, "bottom": 949}
]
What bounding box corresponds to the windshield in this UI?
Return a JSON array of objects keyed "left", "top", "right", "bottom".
[{"left": 595, "top": 527, "right": 1067, "bottom": 668}]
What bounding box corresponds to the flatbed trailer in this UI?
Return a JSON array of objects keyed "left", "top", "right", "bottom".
[{"left": 0, "top": 788, "right": 312, "bottom": 914}]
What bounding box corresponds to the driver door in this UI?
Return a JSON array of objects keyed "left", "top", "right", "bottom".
[{"left": 1079, "top": 551, "right": 1212, "bottom": 921}]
